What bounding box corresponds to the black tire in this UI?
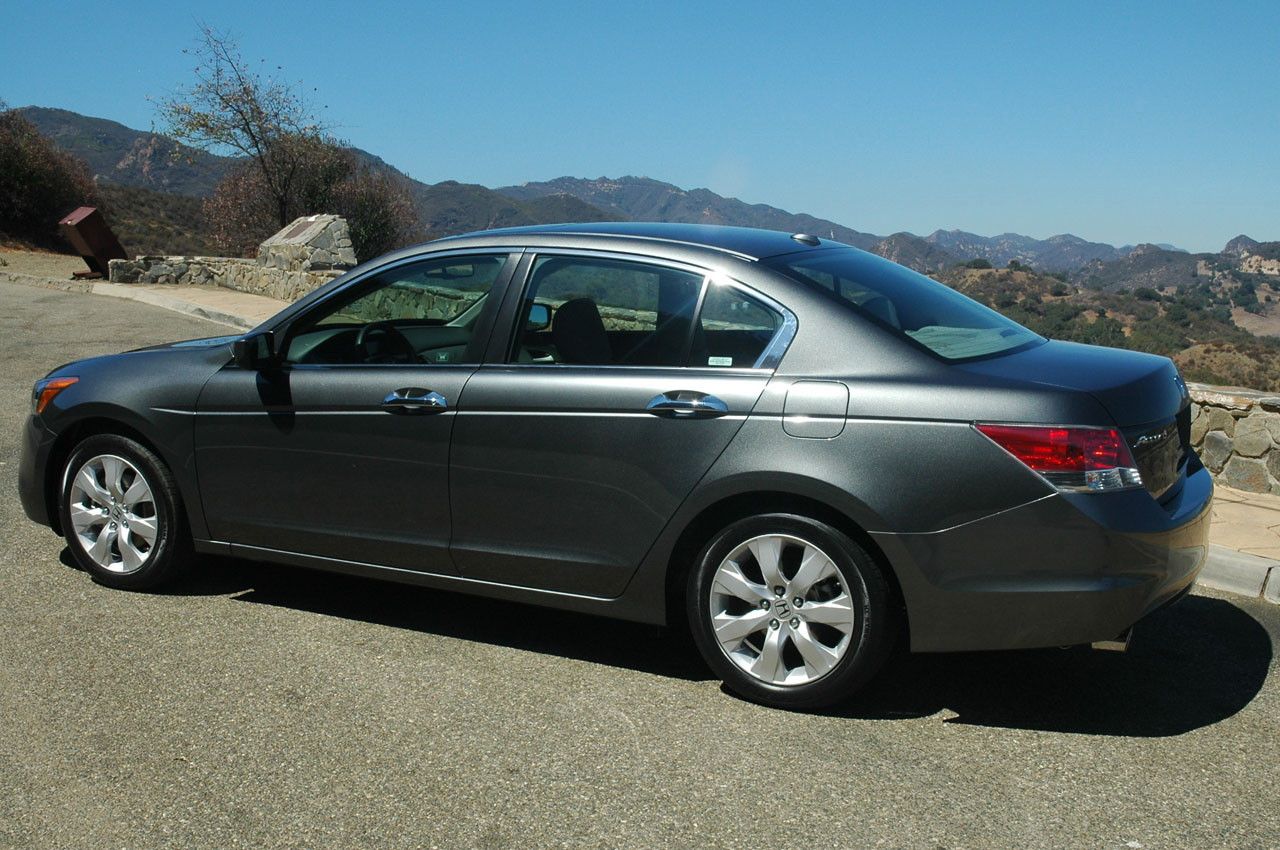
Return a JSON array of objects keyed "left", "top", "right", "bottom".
[
  {"left": 59, "top": 433, "right": 191, "bottom": 591},
  {"left": 687, "top": 513, "right": 894, "bottom": 709}
]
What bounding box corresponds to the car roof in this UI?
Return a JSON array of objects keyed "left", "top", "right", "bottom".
[{"left": 435, "top": 221, "right": 846, "bottom": 261}]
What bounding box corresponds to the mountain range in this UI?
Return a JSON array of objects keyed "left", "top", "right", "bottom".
[{"left": 14, "top": 105, "right": 1266, "bottom": 285}]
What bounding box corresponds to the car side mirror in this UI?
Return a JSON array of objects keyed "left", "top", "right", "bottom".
[
  {"left": 232, "top": 331, "right": 278, "bottom": 370},
  {"left": 526, "top": 303, "right": 551, "bottom": 332}
]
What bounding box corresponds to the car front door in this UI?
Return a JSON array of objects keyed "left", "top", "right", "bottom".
[
  {"left": 193, "top": 250, "right": 518, "bottom": 573},
  {"left": 448, "top": 251, "right": 793, "bottom": 597}
]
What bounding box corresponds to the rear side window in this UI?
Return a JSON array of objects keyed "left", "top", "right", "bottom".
[
  {"left": 512, "top": 257, "right": 784, "bottom": 368},
  {"left": 694, "top": 281, "right": 782, "bottom": 368},
  {"left": 768, "top": 248, "right": 1043, "bottom": 362}
]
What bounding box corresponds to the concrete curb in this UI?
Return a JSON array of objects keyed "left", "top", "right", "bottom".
[
  {"left": 89, "top": 282, "right": 252, "bottom": 330},
  {"left": 1198, "top": 544, "right": 1279, "bottom": 602}
]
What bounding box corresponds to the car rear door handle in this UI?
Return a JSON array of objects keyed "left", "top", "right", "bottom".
[
  {"left": 382, "top": 388, "right": 448, "bottom": 414},
  {"left": 645, "top": 391, "right": 729, "bottom": 419}
]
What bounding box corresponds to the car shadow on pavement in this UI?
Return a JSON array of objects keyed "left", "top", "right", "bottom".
[
  {"left": 835, "top": 594, "right": 1274, "bottom": 736},
  {"left": 222, "top": 558, "right": 713, "bottom": 682},
  {"left": 69, "top": 548, "right": 1271, "bottom": 732},
  {"left": 58, "top": 547, "right": 263, "bottom": 596}
]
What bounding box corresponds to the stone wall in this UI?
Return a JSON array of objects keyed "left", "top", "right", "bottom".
[
  {"left": 1190, "top": 384, "right": 1280, "bottom": 493},
  {"left": 109, "top": 255, "right": 343, "bottom": 302},
  {"left": 107, "top": 214, "right": 355, "bottom": 301}
]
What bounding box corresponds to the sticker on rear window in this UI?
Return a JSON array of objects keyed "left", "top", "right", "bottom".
[{"left": 708, "top": 356, "right": 733, "bottom": 366}]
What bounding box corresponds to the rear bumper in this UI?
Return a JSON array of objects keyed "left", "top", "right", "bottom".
[
  {"left": 874, "top": 462, "right": 1214, "bottom": 652},
  {"left": 17, "top": 414, "right": 57, "bottom": 529}
]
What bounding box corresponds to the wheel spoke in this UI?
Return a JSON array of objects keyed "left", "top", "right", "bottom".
[
  {"left": 792, "top": 622, "right": 841, "bottom": 678},
  {"left": 69, "top": 503, "right": 107, "bottom": 532},
  {"left": 803, "top": 593, "right": 856, "bottom": 632},
  {"left": 749, "top": 537, "right": 785, "bottom": 588},
  {"left": 101, "top": 456, "right": 126, "bottom": 499},
  {"left": 712, "top": 560, "right": 769, "bottom": 603},
  {"left": 121, "top": 476, "right": 151, "bottom": 507},
  {"left": 791, "top": 545, "right": 836, "bottom": 597},
  {"left": 118, "top": 529, "right": 145, "bottom": 571},
  {"left": 712, "top": 608, "right": 771, "bottom": 644},
  {"left": 750, "top": 625, "right": 787, "bottom": 683},
  {"left": 74, "top": 467, "right": 110, "bottom": 507},
  {"left": 86, "top": 524, "right": 117, "bottom": 565},
  {"left": 127, "top": 515, "right": 158, "bottom": 544}
]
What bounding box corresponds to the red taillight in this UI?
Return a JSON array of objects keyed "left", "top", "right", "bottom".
[{"left": 976, "top": 423, "right": 1142, "bottom": 492}]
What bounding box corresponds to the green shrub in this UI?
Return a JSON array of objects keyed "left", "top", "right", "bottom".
[{"left": 0, "top": 104, "right": 100, "bottom": 248}]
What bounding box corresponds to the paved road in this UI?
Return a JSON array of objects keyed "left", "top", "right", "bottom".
[{"left": 1, "top": 281, "right": 1277, "bottom": 849}]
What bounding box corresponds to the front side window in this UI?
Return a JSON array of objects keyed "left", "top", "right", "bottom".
[
  {"left": 285, "top": 254, "right": 508, "bottom": 365},
  {"left": 768, "top": 248, "right": 1043, "bottom": 362}
]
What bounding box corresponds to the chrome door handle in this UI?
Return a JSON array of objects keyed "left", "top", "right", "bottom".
[
  {"left": 382, "top": 388, "right": 448, "bottom": 413},
  {"left": 645, "top": 391, "right": 729, "bottom": 419}
]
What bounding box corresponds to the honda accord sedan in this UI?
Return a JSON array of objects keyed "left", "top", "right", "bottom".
[{"left": 18, "top": 223, "right": 1211, "bottom": 708}]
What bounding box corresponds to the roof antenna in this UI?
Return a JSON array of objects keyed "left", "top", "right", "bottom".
[{"left": 791, "top": 233, "right": 820, "bottom": 246}]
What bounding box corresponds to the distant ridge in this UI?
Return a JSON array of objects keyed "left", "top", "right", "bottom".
[
  {"left": 17, "top": 105, "right": 1214, "bottom": 271},
  {"left": 497, "top": 175, "right": 883, "bottom": 250}
]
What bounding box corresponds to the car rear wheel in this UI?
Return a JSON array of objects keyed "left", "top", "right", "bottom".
[
  {"left": 687, "top": 513, "right": 894, "bottom": 709},
  {"left": 59, "top": 434, "right": 190, "bottom": 590}
]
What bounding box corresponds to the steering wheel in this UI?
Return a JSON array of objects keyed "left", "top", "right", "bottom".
[{"left": 356, "top": 321, "right": 419, "bottom": 364}]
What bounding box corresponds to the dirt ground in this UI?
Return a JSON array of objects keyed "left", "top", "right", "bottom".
[{"left": 0, "top": 248, "right": 86, "bottom": 279}]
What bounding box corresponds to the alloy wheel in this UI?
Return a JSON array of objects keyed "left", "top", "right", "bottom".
[
  {"left": 708, "top": 533, "right": 857, "bottom": 686},
  {"left": 67, "top": 453, "right": 159, "bottom": 574}
]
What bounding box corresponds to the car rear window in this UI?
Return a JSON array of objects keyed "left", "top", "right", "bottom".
[{"left": 766, "top": 248, "right": 1044, "bottom": 362}]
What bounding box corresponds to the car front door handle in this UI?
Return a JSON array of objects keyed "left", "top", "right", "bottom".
[
  {"left": 382, "top": 388, "right": 448, "bottom": 414},
  {"left": 645, "top": 391, "right": 730, "bottom": 419}
]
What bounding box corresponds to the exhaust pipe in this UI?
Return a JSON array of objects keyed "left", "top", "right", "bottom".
[{"left": 1091, "top": 627, "right": 1132, "bottom": 652}]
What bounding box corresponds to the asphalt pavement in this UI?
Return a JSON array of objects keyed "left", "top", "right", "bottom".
[{"left": 1, "top": 281, "right": 1277, "bottom": 849}]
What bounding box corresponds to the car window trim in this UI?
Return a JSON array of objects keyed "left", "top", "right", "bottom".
[
  {"left": 493, "top": 247, "right": 796, "bottom": 371},
  {"left": 268, "top": 247, "right": 525, "bottom": 369}
]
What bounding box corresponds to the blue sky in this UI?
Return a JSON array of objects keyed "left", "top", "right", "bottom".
[{"left": 3, "top": 0, "right": 1276, "bottom": 251}]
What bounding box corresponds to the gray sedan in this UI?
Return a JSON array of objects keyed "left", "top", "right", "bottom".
[{"left": 18, "top": 223, "right": 1211, "bottom": 708}]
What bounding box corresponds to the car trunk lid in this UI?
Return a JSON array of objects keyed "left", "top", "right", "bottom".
[{"left": 958, "top": 340, "right": 1191, "bottom": 499}]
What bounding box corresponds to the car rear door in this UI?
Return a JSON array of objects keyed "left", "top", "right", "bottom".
[{"left": 448, "top": 250, "right": 794, "bottom": 597}]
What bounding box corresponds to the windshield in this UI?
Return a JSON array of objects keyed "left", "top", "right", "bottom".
[{"left": 767, "top": 248, "right": 1044, "bottom": 362}]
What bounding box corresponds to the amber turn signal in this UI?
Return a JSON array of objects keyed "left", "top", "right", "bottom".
[{"left": 33, "top": 376, "right": 78, "bottom": 414}]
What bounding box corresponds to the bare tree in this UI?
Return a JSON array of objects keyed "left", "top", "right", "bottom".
[{"left": 156, "top": 24, "right": 327, "bottom": 227}]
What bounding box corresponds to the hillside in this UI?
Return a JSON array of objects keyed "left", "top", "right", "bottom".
[
  {"left": 934, "top": 265, "right": 1280, "bottom": 390},
  {"left": 97, "top": 183, "right": 218, "bottom": 256},
  {"left": 407, "top": 182, "right": 619, "bottom": 239},
  {"left": 18, "top": 106, "right": 620, "bottom": 246},
  {"left": 21, "top": 106, "right": 1196, "bottom": 274},
  {"left": 18, "top": 106, "right": 234, "bottom": 196},
  {"left": 1074, "top": 244, "right": 1208, "bottom": 291},
  {"left": 869, "top": 232, "right": 960, "bottom": 273},
  {"left": 497, "top": 176, "right": 882, "bottom": 249},
  {"left": 926, "top": 229, "right": 1149, "bottom": 271}
]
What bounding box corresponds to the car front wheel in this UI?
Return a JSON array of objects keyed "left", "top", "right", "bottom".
[
  {"left": 59, "top": 434, "right": 190, "bottom": 590},
  {"left": 688, "top": 513, "right": 894, "bottom": 709}
]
